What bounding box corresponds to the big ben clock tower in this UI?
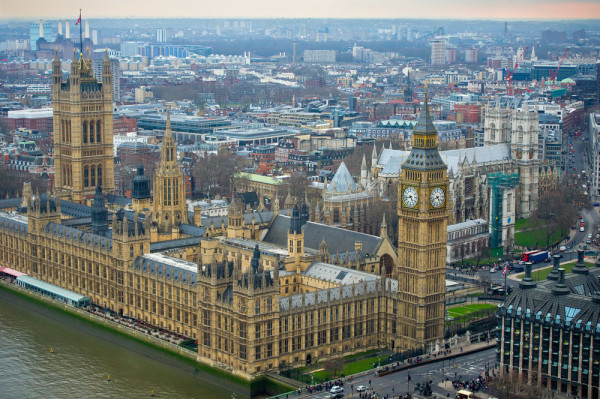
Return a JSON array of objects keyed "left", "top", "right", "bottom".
[{"left": 396, "top": 89, "right": 447, "bottom": 352}]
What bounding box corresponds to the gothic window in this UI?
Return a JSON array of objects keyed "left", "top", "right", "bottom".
[
  {"left": 84, "top": 165, "right": 89, "bottom": 187},
  {"left": 97, "top": 164, "right": 102, "bottom": 187},
  {"left": 517, "top": 126, "right": 523, "bottom": 144},
  {"left": 83, "top": 122, "right": 88, "bottom": 143},
  {"left": 89, "top": 121, "right": 95, "bottom": 143},
  {"left": 333, "top": 208, "right": 340, "bottom": 223},
  {"left": 90, "top": 165, "right": 96, "bottom": 187},
  {"left": 96, "top": 121, "right": 102, "bottom": 142}
]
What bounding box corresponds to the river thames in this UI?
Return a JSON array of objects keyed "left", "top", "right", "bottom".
[{"left": 0, "top": 287, "right": 247, "bottom": 399}]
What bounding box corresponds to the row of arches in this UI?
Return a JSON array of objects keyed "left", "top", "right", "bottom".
[
  {"left": 59, "top": 120, "right": 103, "bottom": 145},
  {"left": 82, "top": 120, "right": 102, "bottom": 144},
  {"left": 83, "top": 164, "right": 103, "bottom": 188}
]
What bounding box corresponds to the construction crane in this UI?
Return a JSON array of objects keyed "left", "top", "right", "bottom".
[
  {"left": 506, "top": 46, "right": 528, "bottom": 96},
  {"left": 550, "top": 47, "right": 570, "bottom": 86}
]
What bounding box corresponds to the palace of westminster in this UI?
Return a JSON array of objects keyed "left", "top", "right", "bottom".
[{"left": 0, "top": 52, "right": 554, "bottom": 380}]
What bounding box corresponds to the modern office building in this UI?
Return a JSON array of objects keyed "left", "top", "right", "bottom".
[{"left": 498, "top": 253, "right": 600, "bottom": 399}]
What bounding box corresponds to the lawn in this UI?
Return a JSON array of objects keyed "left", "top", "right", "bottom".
[
  {"left": 518, "top": 261, "right": 594, "bottom": 281},
  {"left": 447, "top": 303, "right": 497, "bottom": 318},
  {"left": 312, "top": 355, "right": 382, "bottom": 381},
  {"left": 514, "top": 228, "right": 564, "bottom": 249}
]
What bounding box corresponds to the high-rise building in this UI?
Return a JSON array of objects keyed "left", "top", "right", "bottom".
[
  {"left": 156, "top": 28, "right": 166, "bottom": 43},
  {"left": 92, "top": 56, "right": 121, "bottom": 102},
  {"left": 465, "top": 48, "right": 478, "bottom": 64},
  {"left": 52, "top": 51, "right": 115, "bottom": 202},
  {"left": 430, "top": 39, "right": 446, "bottom": 65},
  {"left": 397, "top": 90, "right": 448, "bottom": 350}
]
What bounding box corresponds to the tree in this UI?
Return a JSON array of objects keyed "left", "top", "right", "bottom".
[
  {"left": 487, "top": 372, "right": 546, "bottom": 399},
  {"left": 191, "top": 152, "right": 239, "bottom": 198},
  {"left": 324, "top": 356, "right": 344, "bottom": 378},
  {"left": 343, "top": 145, "right": 373, "bottom": 176},
  {"left": 476, "top": 246, "right": 492, "bottom": 268},
  {"left": 284, "top": 172, "right": 311, "bottom": 201}
]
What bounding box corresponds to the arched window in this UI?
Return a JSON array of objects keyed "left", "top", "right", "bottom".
[
  {"left": 96, "top": 121, "right": 101, "bottom": 142},
  {"left": 84, "top": 165, "right": 89, "bottom": 187},
  {"left": 83, "top": 122, "right": 88, "bottom": 143},
  {"left": 90, "top": 165, "right": 96, "bottom": 187},
  {"left": 89, "top": 121, "right": 94, "bottom": 143},
  {"left": 97, "top": 164, "right": 102, "bottom": 187}
]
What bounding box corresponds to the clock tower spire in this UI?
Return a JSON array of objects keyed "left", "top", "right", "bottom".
[{"left": 396, "top": 88, "right": 447, "bottom": 352}]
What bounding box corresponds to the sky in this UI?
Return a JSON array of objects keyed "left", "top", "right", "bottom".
[{"left": 1, "top": 0, "right": 599, "bottom": 20}]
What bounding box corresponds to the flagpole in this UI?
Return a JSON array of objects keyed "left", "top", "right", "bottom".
[{"left": 79, "top": 9, "right": 83, "bottom": 55}]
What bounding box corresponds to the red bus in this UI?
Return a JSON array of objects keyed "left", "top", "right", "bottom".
[{"left": 522, "top": 250, "right": 540, "bottom": 263}]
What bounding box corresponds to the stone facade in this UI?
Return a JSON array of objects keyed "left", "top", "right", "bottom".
[{"left": 52, "top": 51, "right": 115, "bottom": 203}]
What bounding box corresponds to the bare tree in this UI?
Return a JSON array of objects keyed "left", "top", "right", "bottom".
[{"left": 324, "top": 356, "right": 344, "bottom": 378}]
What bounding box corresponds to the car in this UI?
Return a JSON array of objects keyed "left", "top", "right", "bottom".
[
  {"left": 489, "top": 268, "right": 496, "bottom": 273},
  {"left": 560, "top": 246, "right": 567, "bottom": 251},
  {"left": 330, "top": 386, "right": 344, "bottom": 394},
  {"left": 326, "top": 394, "right": 344, "bottom": 399},
  {"left": 357, "top": 386, "right": 368, "bottom": 392},
  {"left": 586, "top": 239, "right": 592, "bottom": 244},
  {"left": 588, "top": 234, "right": 592, "bottom": 239}
]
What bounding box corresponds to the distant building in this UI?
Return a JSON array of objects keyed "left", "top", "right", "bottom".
[
  {"left": 465, "top": 48, "right": 478, "bottom": 64},
  {"left": 156, "top": 28, "right": 167, "bottom": 43},
  {"left": 92, "top": 56, "right": 121, "bottom": 102},
  {"left": 430, "top": 39, "right": 446, "bottom": 65},
  {"left": 4, "top": 108, "right": 53, "bottom": 134},
  {"left": 303, "top": 50, "right": 336, "bottom": 63}
]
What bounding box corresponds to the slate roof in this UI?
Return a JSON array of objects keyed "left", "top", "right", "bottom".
[
  {"left": 150, "top": 236, "right": 202, "bottom": 252},
  {"left": 134, "top": 253, "right": 197, "bottom": 286},
  {"left": 327, "top": 162, "right": 359, "bottom": 193},
  {"left": 179, "top": 224, "right": 206, "bottom": 237},
  {"left": 107, "top": 194, "right": 132, "bottom": 207},
  {"left": 46, "top": 222, "right": 112, "bottom": 250},
  {"left": 0, "top": 212, "right": 28, "bottom": 235},
  {"left": 377, "top": 144, "right": 510, "bottom": 177},
  {"left": 304, "top": 262, "right": 376, "bottom": 285},
  {"left": 263, "top": 215, "right": 382, "bottom": 259},
  {"left": 0, "top": 198, "right": 22, "bottom": 210},
  {"left": 60, "top": 200, "right": 92, "bottom": 218},
  {"left": 279, "top": 277, "right": 397, "bottom": 311}
]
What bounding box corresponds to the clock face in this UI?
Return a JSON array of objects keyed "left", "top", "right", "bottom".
[
  {"left": 403, "top": 186, "right": 418, "bottom": 208},
  {"left": 430, "top": 187, "right": 445, "bottom": 208}
]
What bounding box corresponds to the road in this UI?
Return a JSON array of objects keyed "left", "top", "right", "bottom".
[{"left": 303, "top": 348, "right": 496, "bottom": 399}]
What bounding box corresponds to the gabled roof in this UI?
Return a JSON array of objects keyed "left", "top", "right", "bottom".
[
  {"left": 263, "top": 215, "right": 382, "bottom": 258},
  {"left": 327, "top": 162, "right": 358, "bottom": 193}
]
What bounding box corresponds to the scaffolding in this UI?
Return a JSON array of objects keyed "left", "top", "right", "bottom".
[{"left": 488, "top": 172, "right": 520, "bottom": 254}]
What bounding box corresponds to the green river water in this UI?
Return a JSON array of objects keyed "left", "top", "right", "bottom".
[{"left": 0, "top": 287, "right": 248, "bottom": 399}]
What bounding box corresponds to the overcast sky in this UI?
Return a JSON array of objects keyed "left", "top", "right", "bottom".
[{"left": 1, "top": 0, "right": 599, "bottom": 19}]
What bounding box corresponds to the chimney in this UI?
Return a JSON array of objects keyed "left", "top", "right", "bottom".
[
  {"left": 85, "top": 20, "right": 90, "bottom": 39},
  {"left": 519, "top": 262, "right": 536, "bottom": 289},
  {"left": 65, "top": 20, "right": 70, "bottom": 39},
  {"left": 58, "top": 20, "right": 62, "bottom": 36},
  {"left": 39, "top": 19, "right": 44, "bottom": 39}
]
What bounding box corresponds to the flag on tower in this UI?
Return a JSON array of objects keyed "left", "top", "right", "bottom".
[
  {"left": 75, "top": 11, "right": 82, "bottom": 25},
  {"left": 503, "top": 265, "right": 508, "bottom": 276}
]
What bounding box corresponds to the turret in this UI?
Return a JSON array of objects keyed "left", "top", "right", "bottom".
[{"left": 91, "top": 185, "right": 109, "bottom": 236}]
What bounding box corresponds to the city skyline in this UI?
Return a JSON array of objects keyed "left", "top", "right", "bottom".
[{"left": 2, "top": 0, "right": 600, "bottom": 20}]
